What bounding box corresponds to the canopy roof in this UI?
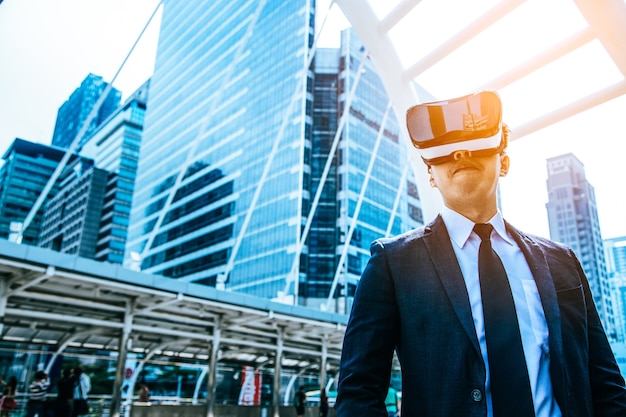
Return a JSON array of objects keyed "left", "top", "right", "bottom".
[{"left": 0, "top": 240, "right": 346, "bottom": 373}]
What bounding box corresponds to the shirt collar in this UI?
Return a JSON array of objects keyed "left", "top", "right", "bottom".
[{"left": 440, "top": 206, "right": 514, "bottom": 248}]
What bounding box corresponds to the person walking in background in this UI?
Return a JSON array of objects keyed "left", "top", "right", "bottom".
[
  {"left": 0, "top": 376, "right": 18, "bottom": 417},
  {"left": 319, "top": 388, "right": 329, "bottom": 417},
  {"left": 55, "top": 368, "right": 74, "bottom": 417},
  {"left": 137, "top": 381, "right": 150, "bottom": 403},
  {"left": 293, "top": 386, "right": 306, "bottom": 417},
  {"left": 25, "top": 371, "right": 50, "bottom": 417},
  {"left": 71, "top": 367, "right": 90, "bottom": 417},
  {"left": 335, "top": 91, "right": 626, "bottom": 416}
]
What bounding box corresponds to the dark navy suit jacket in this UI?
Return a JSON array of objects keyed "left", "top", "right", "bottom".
[{"left": 336, "top": 216, "right": 626, "bottom": 417}]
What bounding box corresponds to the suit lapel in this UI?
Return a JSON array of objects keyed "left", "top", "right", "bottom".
[
  {"left": 505, "top": 222, "right": 566, "bottom": 401},
  {"left": 505, "top": 223, "right": 564, "bottom": 352},
  {"left": 423, "top": 216, "right": 481, "bottom": 355}
]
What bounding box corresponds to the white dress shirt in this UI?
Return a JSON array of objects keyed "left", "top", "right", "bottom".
[{"left": 441, "top": 206, "right": 562, "bottom": 417}]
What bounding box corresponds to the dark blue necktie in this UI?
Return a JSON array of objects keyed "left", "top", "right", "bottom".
[{"left": 474, "top": 223, "right": 535, "bottom": 417}]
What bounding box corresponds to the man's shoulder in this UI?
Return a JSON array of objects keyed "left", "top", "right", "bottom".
[
  {"left": 505, "top": 221, "right": 572, "bottom": 254},
  {"left": 374, "top": 225, "right": 430, "bottom": 250},
  {"left": 373, "top": 216, "right": 443, "bottom": 250}
]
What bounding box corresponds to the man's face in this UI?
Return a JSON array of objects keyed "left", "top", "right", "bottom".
[{"left": 428, "top": 152, "right": 509, "bottom": 213}]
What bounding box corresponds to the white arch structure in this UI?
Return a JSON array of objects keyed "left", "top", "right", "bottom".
[{"left": 335, "top": 0, "right": 626, "bottom": 221}]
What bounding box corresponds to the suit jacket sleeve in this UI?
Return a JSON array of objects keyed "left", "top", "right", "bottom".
[{"left": 335, "top": 239, "right": 399, "bottom": 417}]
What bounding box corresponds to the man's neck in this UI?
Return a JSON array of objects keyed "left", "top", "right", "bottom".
[{"left": 444, "top": 202, "right": 497, "bottom": 224}]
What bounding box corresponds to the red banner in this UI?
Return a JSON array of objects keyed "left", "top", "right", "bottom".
[{"left": 238, "top": 365, "right": 261, "bottom": 405}]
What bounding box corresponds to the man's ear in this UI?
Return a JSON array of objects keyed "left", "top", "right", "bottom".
[
  {"left": 500, "top": 153, "right": 510, "bottom": 177},
  {"left": 428, "top": 167, "right": 437, "bottom": 188}
]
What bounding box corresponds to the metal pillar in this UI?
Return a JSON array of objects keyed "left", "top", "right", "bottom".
[
  {"left": 206, "top": 317, "right": 221, "bottom": 417},
  {"left": 110, "top": 300, "right": 134, "bottom": 417},
  {"left": 320, "top": 338, "right": 328, "bottom": 390},
  {"left": 0, "top": 278, "right": 7, "bottom": 336},
  {"left": 273, "top": 327, "right": 284, "bottom": 417}
]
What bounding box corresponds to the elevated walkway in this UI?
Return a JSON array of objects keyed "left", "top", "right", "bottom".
[{"left": 0, "top": 240, "right": 347, "bottom": 417}]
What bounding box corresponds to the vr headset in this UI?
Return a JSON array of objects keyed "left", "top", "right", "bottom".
[{"left": 406, "top": 91, "right": 507, "bottom": 165}]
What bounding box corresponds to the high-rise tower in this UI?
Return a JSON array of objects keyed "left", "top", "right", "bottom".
[
  {"left": 546, "top": 153, "right": 614, "bottom": 337},
  {"left": 605, "top": 236, "right": 626, "bottom": 342},
  {"left": 126, "top": 1, "right": 422, "bottom": 310},
  {"left": 82, "top": 81, "right": 148, "bottom": 264},
  {"left": 606, "top": 236, "right": 626, "bottom": 277},
  {"left": 307, "top": 31, "right": 422, "bottom": 311},
  {"left": 0, "top": 139, "right": 65, "bottom": 245},
  {"left": 52, "top": 73, "right": 122, "bottom": 149},
  {"left": 39, "top": 81, "right": 149, "bottom": 264}
]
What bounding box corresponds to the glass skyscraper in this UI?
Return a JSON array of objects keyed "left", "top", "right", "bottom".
[
  {"left": 606, "top": 236, "right": 626, "bottom": 277},
  {"left": 44, "top": 80, "right": 149, "bottom": 265},
  {"left": 307, "top": 30, "right": 422, "bottom": 312},
  {"left": 38, "top": 156, "right": 107, "bottom": 258},
  {"left": 52, "top": 73, "right": 122, "bottom": 150},
  {"left": 546, "top": 153, "right": 615, "bottom": 337},
  {"left": 83, "top": 81, "right": 148, "bottom": 264},
  {"left": 126, "top": 1, "right": 422, "bottom": 309},
  {"left": 606, "top": 236, "right": 626, "bottom": 342},
  {"left": 0, "top": 139, "right": 65, "bottom": 245}
]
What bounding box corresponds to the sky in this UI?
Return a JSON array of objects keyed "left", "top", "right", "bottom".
[{"left": 0, "top": 0, "right": 624, "bottom": 241}]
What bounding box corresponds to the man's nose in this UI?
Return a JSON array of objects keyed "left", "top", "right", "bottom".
[{"left": 453, "top": 150, "right": 472, "bottom": 160}]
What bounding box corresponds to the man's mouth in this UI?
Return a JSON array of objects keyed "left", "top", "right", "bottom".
[{"left": 452, "top": 162, "right": 480, "bottom": 175}]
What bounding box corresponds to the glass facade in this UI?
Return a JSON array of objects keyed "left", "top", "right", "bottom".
[
  {"left": 606, "top": 236, "right": 626, "bottom": 342},
  {"left": 546, "top": 153, "right": 615, "bottom": 337},
  {"left": 126, "top": 0, "right": 315, "bottom": 299},
  {"left": 0, "top": 139, "right": 65, "bottom": 245},
  {"left": 606, "top": 237, "right": 626, "bottom": 277},
  {"left": 126, "top": 2, "right": 422, "bottom": 309},
  {"left": 38, "top": 158, "right": 107, "bottom": 258},
  {"left": 327, "top": 30, "right": 422, "bottom": 312},
  {"left": 52, "top": 73, "right": 122, "bottom": 150},
  {"left": 80, "top": 81, "right": 148, "bottom": 264},
  {"left": 304, "top": 48, "right": 339, "bottom": 302}
]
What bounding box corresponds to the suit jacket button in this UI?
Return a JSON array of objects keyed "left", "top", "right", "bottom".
[{"left": 471, "top": 389, "right": 483, "bottom": 402}]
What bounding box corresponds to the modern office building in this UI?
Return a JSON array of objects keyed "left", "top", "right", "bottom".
[
  {"left": 125, "top": 1, "right": 422, "bottom": 310},
  {"left": 39, "top": 81, "right": 149, "bottom": 264},
  {"left": 546, "top": 153, "right": 615, "bottom": 337},
  {"left": 81, "top": 81, "right": 148, "bottom": 264},
  {"left": 0, "top": 139, "right": 65, "bottom": 245},
  {"left": 606, "top": 236, "right": 626, "bottom": 277},
  {"left": 606, "top": 236, "right": 626, "bottom": 342},
  {"left": 302, "top": 32, "right": 422, "bottom": 311},
  {"left": 39, "top": 157, "right": 108, "bottom": 258},
  {"left": 52, "top": 73, "right": 122, "bottom": 150}
]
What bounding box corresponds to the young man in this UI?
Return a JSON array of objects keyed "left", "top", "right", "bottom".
[
  {"left": 335, "top": 91, "right": 626, "bottom": 417},
  {"left": 25, "top": 371, "right": 50, "bottom": 417},
  {"left": 294, "top": 386, "right": 306, "bottom": 417}
]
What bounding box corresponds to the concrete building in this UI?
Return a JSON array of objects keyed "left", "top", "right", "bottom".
[{"left": 545, "top": 153, "right": 615, "bottom": 338}]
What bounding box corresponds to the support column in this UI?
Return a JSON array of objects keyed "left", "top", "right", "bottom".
[
  {"left": 0, "top": 277, "right": 8, "bottom": 336},
  {"left": 320, "top": 337, "right": 328, "bottom": 391},
  {"left": 273, "top": 327, "right": 284, "bottom": 417},
  {"left": 206, "top": 316, "right": 221, "bottom": 417},
  {"left": 110, "top": 300, "right": 134, "bottom": 417}
]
